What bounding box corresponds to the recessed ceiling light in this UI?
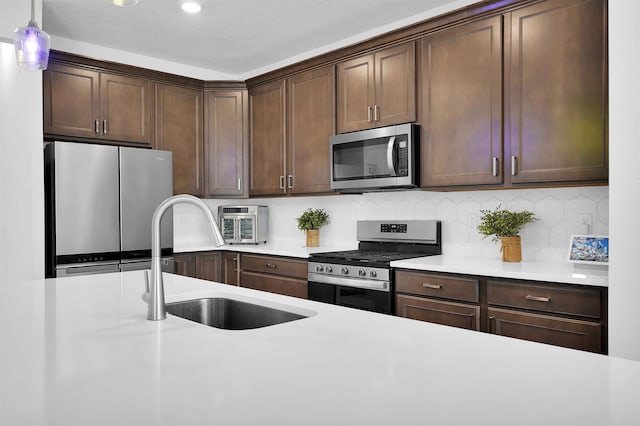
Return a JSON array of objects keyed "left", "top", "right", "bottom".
[
  {"left": 181, "top": 2, "right": 202, "bottom": 14},
  {"left": 107, "top": 0, "right": 140, "bottom": 6}
]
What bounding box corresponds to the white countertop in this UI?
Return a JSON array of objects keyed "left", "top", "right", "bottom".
[
  {"left": 174, "top": 241, "right": 358, "bottom": 258},
  {"left": 1, "top": 271, "right": 636, "bottom": 425},
  {"left": 392, "top": 255, "right": 609, "bottom": 287}
]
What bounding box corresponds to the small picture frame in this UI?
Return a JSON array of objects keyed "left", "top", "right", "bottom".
[{"left": 567, "top": 234, "right": 609, "bottom": 265}]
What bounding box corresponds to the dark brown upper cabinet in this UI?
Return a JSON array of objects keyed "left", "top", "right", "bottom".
[
  {"left": 154, "top": 83, "right": 204, "bottom": 196},
  {"left": 43, "top": 63, "right": 153, "bottom": 146},
  {"left": 506, "top": 0, "right": 608, "bottom": 184},
  {"left": 419, "top": 16, "right": 503, "bottom": 187},
  {"left": 336, "top": 41, "right": 416, "bottom": 133},
  {"left": 249, "top": 65, "right": 334, "bottom": 196},
  {"left": 249, "top": 79, "right": 287, "bottom": 196},
  {"left": 204, "top": 89, "right": 249, "bottom": 198},
  {"left": 286, "top": 66, "right": 335, "bottom": 194}
]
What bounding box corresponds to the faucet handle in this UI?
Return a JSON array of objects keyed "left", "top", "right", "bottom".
[{"left": 142, "top": 270, "right": 150, "bottom": 303}]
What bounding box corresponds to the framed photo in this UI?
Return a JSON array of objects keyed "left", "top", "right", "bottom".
[{"left": 567, "top": 234, "right": 609, "bottom": 265}]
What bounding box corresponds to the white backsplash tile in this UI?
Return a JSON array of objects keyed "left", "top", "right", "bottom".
[{"left": 174, "top": 186, "right": 609, "bottom": 263}]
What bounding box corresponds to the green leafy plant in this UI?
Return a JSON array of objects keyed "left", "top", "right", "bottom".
[
  {"left": 296, "top": 208, "right": 330, "bottom": 231},
  {"left": 477, "top": 206, "right": 537, "bottom": 242}
]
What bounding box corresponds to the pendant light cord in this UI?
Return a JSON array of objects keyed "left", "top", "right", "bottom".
[{"left": 30, "top": 0, "right": 36, "bottom": 25}]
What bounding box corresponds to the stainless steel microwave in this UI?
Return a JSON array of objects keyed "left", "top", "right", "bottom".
[
  {"left": 330, "top": 123, "right": 418, "bottom": 192},
  {"left": 218, "top": 205, "right": 268, "bottom": 244}
]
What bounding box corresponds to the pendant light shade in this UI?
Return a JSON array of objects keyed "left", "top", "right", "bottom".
[{"left": 14, "top": 0, "right": 50, "bottom": 70}]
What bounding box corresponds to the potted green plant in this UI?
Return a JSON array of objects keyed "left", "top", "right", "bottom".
[
  {"left": 296, "top": 208, "right": 330, "bottom": 247},
  {"left": 477, "top": 206, "right": 537, "bottom": 262}
]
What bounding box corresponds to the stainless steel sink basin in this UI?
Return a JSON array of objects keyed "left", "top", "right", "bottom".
[{"left": 165, "top": 297, "right": 308, "bottom": 330}]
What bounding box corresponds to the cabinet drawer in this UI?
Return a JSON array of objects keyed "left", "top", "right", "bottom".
[
  {"left": 240, "top": 271, "right": 308, "bottom": 299},
  {"left": 487, "top": 280, "right": 601, "bottom": 319},
  {"left": 395, "top": 270, "right": 479, "bottom": 303},
  {"left": 241, "top": 254, "right": 307, "bottom": 279},
  {"left": 488, "top": 307, "right": 602, "bottom": 353},
  {"left": 397, "top": 294, "right": 480, "bottom": 331}
]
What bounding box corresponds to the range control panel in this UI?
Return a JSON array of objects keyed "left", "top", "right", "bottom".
[{"left": 380, "top": 223, "right": 407, "bottom": 233}]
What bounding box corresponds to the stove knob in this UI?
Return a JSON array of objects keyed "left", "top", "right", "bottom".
[
  {"left": 341, "top": 267, "right": 349, "bottom": 275},
  {"left": 325, "top": 265, "right": 333, "bottom": 273},
  {"left": 358, "top": 268, "right": 366, "bottom": 277},
  {"left": 315, "top": 264, "right": 324, "bottom": 272},
  {"left": 370, "top": 270, "right": 377, "bottom": 278}
]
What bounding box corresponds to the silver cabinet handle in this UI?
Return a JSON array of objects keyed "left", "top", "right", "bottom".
[
  {"left": 103, "top": 119, "right": 108, "bottom": 134},
  {"left": 287, "top": 175, "right": 294, "bottom": 189},
  {"left": 279, "top": 175, "right": 285, "bottom": 189},
  {"left": 237, "top": 177, "right": 241, "bottom": 191},
  {"left": 492, "top": 157, "right": 498, "bottom": 177},
  {"left": 422, "top": 283, "right": 442, "bottom": 289},
  {"left": 94, "top": 119, "right": 100, "bottom": 133},
  {"left": 265, "top": 263, "right": 277, "bottom": 269},
  {"left": 511, "top": 155, "right": 517, "bottom": 176},
  {"left": 367, "top": 106, "right": 372, "bottom": 123},
  {"left": 374, "top": 104, "right": 379, "bottom": 122},
  {"left": 526, "top": 295, "right": 551, "bottom": 303}
]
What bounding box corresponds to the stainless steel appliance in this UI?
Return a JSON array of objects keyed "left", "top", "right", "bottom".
[
  {"left": 218, "top": 205, "right": 268, "bottom": 244},
  {"left": 330, "top": 123, "right": 419, "bottom": 192},
  {"left": 44, "top": 142, "right": 174, "bottom": 277},
  {"left": 308, "top": 220, "right": 441, "bottom": 314}
]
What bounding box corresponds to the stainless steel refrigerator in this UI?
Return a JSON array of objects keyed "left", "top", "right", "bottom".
[{"left": 44, "top": 141, "right": 174, "bottom": 277}]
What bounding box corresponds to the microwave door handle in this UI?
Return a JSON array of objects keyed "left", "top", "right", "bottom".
[{"left": 386, "top": 136, "right": 397, "bottom": 176}]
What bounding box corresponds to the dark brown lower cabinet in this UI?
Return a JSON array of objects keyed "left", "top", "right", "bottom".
[
  {"left": 240, "top": 271, "right": 307, "bottom": 299},
  {"left": 173, "top": 252, "right": 221, "bottom": 282},
  {"left": 222, "top": 251, "right": 240, "bottom": 285},
  {"left": 488, "top": 307, "right": 602, "bottom": 353},
  {"left": 174, "top": 253, "right": 196, "bottom": 278},
  {"left": 395, "top": 269, "right": 607, "bottom": 354},
  {"left": 239, "top": 254, "right": 308, "bottom": 299},
  {"left": 396, "top": 294, "right": 480, "bottom": 331},
  {"left": 194, "top": 252, "right": 222, "bottom": 282}
]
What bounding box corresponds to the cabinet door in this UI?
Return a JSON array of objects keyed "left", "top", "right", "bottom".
[
  {"left": 240, "top": 271, "right": 308, "bottom": 299},
  {"left": 204, "top": 90, "right": 248, "bottom": 197},
  {"left": 336, "top": 54, "right": 375, "bottom": 133},
  {"left": 488, "top": 307, "right": 603, "bottom": 353},
  {"left": 249, "top": 80, "right": 286, "bottom": 196},
  {"left": 419, "top": 17, "right": 503, "bottom": 187},
  {"left": 174, "top": 253, "right": 195, "bottom": 278},
  {"left": 507, "top": 0, "right": 607, "bottom": 183},
  {"left": 397, "top": 294, "right": 480, "bottom": 331},
  {"left": 155, "top": 83, "right": 204, "bottom": 196},
  {"left": 195, "top": 252, "right": 222, "bottom": 282},
  {"left": 43, "top": 63, "right": 100, "bottom": 138},
  {"left": 287, "top": 66, "right": 335, "bottom": 194},
  {"left": 100, "top": 73, "right": 152, "bottom": 145},
  {"left": 374, "top": 41, "right": 416, "bottom": 128},
  {"left": 222, "top": 252, "right": 240, "bottom": 285}
]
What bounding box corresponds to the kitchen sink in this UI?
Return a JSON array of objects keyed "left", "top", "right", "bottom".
[{"left": 165, "top": 297, "right": 308, "bottom": 330}]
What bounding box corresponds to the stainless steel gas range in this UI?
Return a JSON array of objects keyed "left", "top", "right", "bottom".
[{"left": 308, "top": 220, "right": 441, "bottom": 314}]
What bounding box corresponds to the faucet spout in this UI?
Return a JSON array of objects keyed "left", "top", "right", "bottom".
[{"left": 147, "top": 194, "right": 225, "bottom": 321}]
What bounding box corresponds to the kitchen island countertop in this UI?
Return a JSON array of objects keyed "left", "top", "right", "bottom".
[{"left": 1, "top": 271, "right": 635, "bottom": 425}]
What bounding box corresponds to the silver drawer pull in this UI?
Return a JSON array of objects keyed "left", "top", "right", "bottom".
[
  {"left": 422, "top": 283, "right": 442, "bottom": 289},
  {"left": 265, "top": 263, "right": 277, "bottom": 268},
  {"left": 526, "top": 295, "right": 551, "bottom": 303}
]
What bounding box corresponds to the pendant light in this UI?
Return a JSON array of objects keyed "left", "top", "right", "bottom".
[{"left": 13, "top": 0, "right": 50, "bottom": 70}]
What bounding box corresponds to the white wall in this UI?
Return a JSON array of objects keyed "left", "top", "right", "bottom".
[
  {"left": 608, "top": 1, "right": 640, "bottom": 361},
  {"left": 0, "top": 0, "right": 45, "bottom": 282}
]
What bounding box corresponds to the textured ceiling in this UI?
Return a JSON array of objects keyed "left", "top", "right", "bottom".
[{"left": 42, "top": 0, "right": 468, "bottom": 79}]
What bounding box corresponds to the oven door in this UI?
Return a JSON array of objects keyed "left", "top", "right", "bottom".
[{"left": 307, "top": 278, "right": 393, "bottom": 315}]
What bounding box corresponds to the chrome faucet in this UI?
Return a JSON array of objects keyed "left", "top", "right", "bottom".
[{"left": 147, "top": 194, "right": 225, "bottom": 321}]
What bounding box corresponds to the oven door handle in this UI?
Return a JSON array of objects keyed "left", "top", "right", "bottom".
[{"left": 308, "top": 273, "right": 390, "bottom": 292}]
